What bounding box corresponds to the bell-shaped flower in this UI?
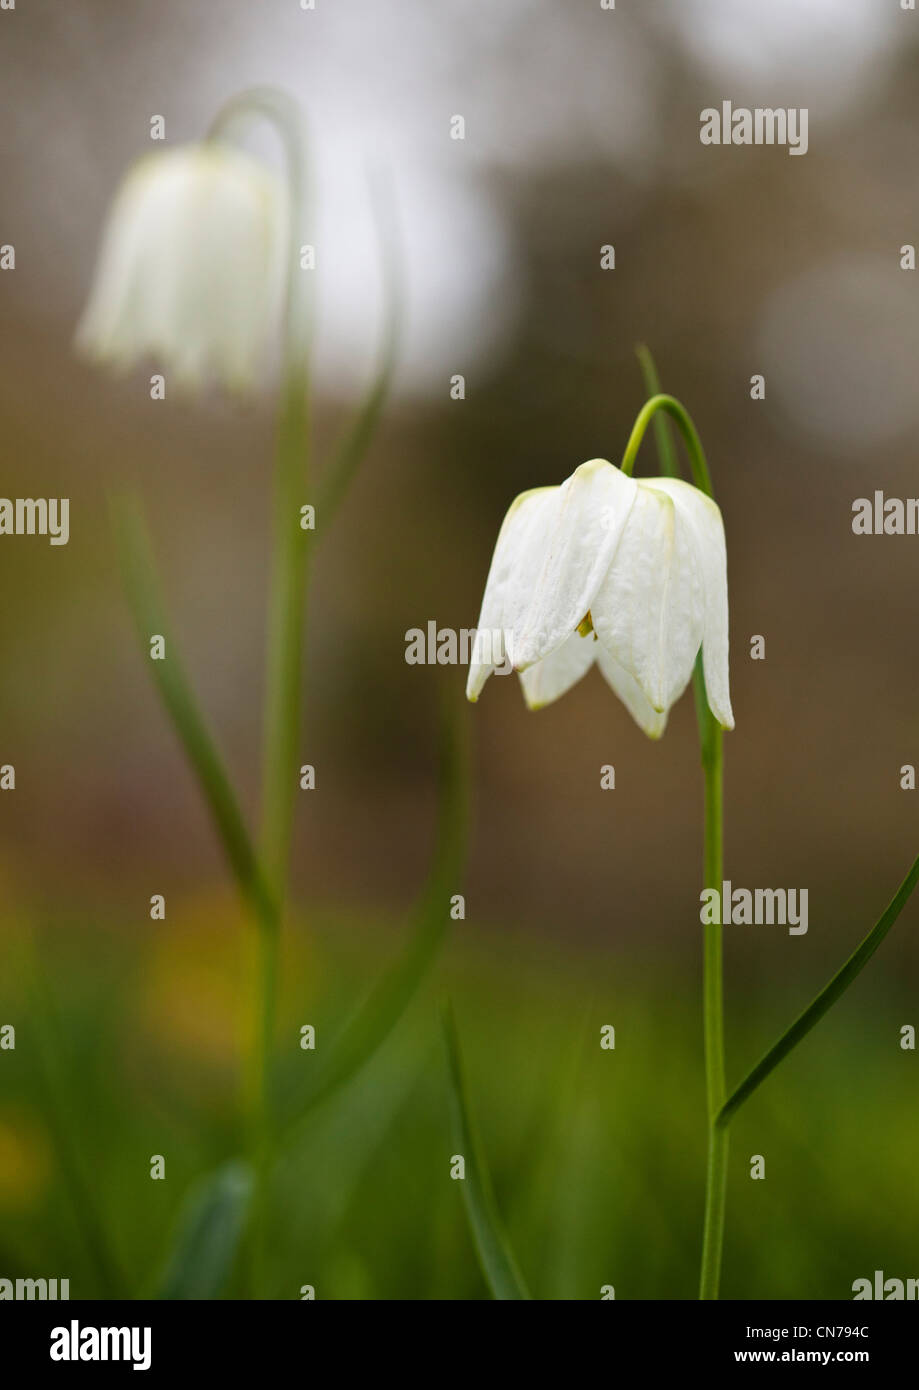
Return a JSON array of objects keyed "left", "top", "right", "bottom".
[
  {"left": 466, "top": 458, "right": 734, "bottom": 738},
  {"left": 76, "top": 143, "right": 287, "bottom": 391}
]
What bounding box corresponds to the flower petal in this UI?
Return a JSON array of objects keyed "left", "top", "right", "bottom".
[
  {"left": 644, "top": 478, "right": 734, "bottom": 730},
  {"left": 513, "top": 459, "right": 638, "bottom": 669},
  {"left": 76, "top": 144, "right": 286, "bottom": 392},
  {"left": 465, "top": 487, "right": 557, "bottom": 701},
  {"left": 595, "top": 643, "right": 668, "bottom": 739},
  {"left": 592, "top": 481, "right": 702, "bottom": 714},
  {"left": 518, "top": 630, "right": 598, "bottom": 709}
]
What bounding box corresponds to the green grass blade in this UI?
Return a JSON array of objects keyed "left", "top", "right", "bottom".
[
  {"left": 282, "top": 696, "right": 470, "bottom": 1128},
  {"left": 15, "top": 931, "right": 128, "bottom": 1297},
  {"left": 317, "top": 167, "right": 403, "bottom": 532},
  {"left": 441, "top": 1000, "right": 531, "bottom": 1300},
  {"left": 717, "top": 854, "right": 919, "bottom": 1129},
  {"left": 110, "top": 493, "right": 275, "bottom": 928},
  {"left": 157, "top": 1161, "right": 254, "bottom": 1300}
]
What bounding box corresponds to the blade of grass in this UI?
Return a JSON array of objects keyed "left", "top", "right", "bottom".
[
  {"left": 317, "top": 166, "right": 403, "bottom": 532},
  {"left": 109, "top": 493, "right": 275, "bottom": 929},
  {"left": 717, "top": 854, "right": 919, "bottom": 1129},
  {"left": 442, "top": 999, "right": 531, "bottom": 1300},
  {"left": 15, "top": 930, "right": 128, "bottom": 1297},
  {"left": 282, "top": 694, "right": 470, "bottom": 1129},
  {"left": 156, "top": 1160, "right": 253, "bottom": 1300}
]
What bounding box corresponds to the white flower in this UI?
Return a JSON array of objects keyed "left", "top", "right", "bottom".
[
  {"left": 466, "top": 458, "right": 734, "bottom": 738},
  {"left": 76, "top": 143, "right": 287, "bottom": 391}
]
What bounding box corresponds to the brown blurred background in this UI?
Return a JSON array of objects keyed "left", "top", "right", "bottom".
[{"left": 1, "top": 0, "right": 918, "bottom": 986}]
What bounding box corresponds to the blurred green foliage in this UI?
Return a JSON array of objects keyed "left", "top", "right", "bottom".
[{"left": 1, "top": 902, "right": 915, "bottom": 1300}]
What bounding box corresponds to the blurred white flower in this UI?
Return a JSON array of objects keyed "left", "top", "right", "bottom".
[
  {"left": 466, "top": 458, "right": 733, "bottom": 738},
  {"left": 76, "top": 143, "right": 286, "bottom": 391}
]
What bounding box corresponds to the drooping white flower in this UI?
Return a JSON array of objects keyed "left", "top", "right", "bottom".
[
  {"left": 76, "top": 143, "right": 287, "bottom": 391},
  {"left": 466, "top": 458, "right": 734, "bottom": 738}
]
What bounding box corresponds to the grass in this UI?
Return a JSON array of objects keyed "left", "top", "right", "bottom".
[{"left": 1, "top": 900, "right": 916, "bottom": 1300}]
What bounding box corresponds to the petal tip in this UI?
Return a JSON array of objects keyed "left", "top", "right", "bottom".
[{"left": 465, "top": 668, "right": 489, "bottom": 703}]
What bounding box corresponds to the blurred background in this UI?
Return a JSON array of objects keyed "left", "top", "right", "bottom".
[{"left": 1, "top": 0, "right": 919, "bottom": 1299}]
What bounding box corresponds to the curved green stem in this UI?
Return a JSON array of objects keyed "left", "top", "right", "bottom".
[
  {"left": 619, "top": 393, "right": 713, "bottom": 499},
  {"left": 631, "top": 358, "right": 728, "bottom": 1297},
  {"left": 635, "top": 346, "right": 679, "bottom": 480},
  {"left": 633, "top": 352, "right": 919, "bottom": 1300}
]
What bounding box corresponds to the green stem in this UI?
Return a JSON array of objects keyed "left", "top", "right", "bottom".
[
  {"left": 629, "top": 357, "right": 919, "bottom": 1300},
  {"left": 697, "top": 682, "right": 727, "bottom": 1299},
  {"left": 627, "top": 367, "right": 729, "bottom": 1298},
  {"left": 244, "top": 912, "right": 280, "bottom": 1296},
  {"left": 281, "top": 693, "right": 469, "bottom": 1129},
  {"left": 210, "top": 87, "right": 312, "bottom": 1299},
  {"left": 634, "top": 347, "right": 679, "bottom": 480},
  {"left": 699, "top": 1122, "right": 728, "bottom": 1301},
  {"left": 209, "top": 87, "right": 312, "bottom": 896},
  {"left": 699, "top": 704, "right": 725, "bottom": 1114},
  {"left": 619, "top": 393, "right": 713, "bottom": 498},
  {"left": 261, "top": 376, "right": 312, "bottom": 895}
]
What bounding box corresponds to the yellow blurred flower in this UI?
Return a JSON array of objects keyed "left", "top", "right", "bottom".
[{"left": 0, "top": 1113, "right": 51, "bottom": 1210}]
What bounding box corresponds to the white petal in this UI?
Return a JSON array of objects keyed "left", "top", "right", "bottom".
[
  {"left": 644, "top": 478, "right": 734, "bottom": 730},
  {"left": 591, "top": 481, "right": 702, "bottom": 714},
  {"left": 513, "top": 459, "right": 638, "bottom": 669},
  {"left": 465, "top": 487, "right": 557, "bottom": 701},
  {"left": 76, "top": 144, "right": 286, "bottom": 392},
  {"left": 518, "top": 630, "right": 598, "bottom": 709},
  {"left": 595, "top": 643, "right": 668, "bottom": 739}
]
